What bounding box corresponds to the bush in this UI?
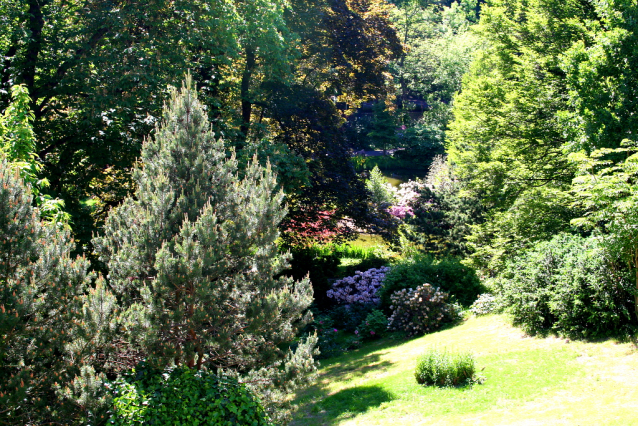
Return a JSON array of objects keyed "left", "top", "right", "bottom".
[
  {"left": 379, "top": 254, "right": 485, "bottom": 309},
  {"left": 325, "top": 303, "right": 377, "bottom": 333},
  {"left": 470, "top": 294, "right": 499, "bottom": 316},
  {"left": 284, "top": 248, "right": 340, "bottom": 309},
  {"left": 110, "top": 365, "right": 270, "bottom": 426},
  {"left": 339, "top": 257, "right": 389, "bottom": 279},
  {"left": 498, "top": 233, "right": 636, "bottom": 339},
  {"left": 358, "top": 309, "right": 388, "bottom": 339},
  {"left": 327, "top": 266, "right": 390, "bottom": 305},
  {"left": 387, "top": 284, "right": 454, "bottom": 336},
  {"left": 310, "top": 314, "right": 362, "bottom": 359},
  {"left": 415, "top": 348, "right": 476, "bottom": 387}
]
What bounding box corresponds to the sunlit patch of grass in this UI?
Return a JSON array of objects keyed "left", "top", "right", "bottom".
[{"left": 292, "top": 315, "right": 638, "bottom": 426}]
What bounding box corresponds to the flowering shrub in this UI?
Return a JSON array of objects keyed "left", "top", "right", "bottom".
[
  {"left": 395, "top": 179, "right": 427, "bottom": 207},
  {"left": 388, "top": 284, "right": 453, "bottom": 336},
  {"left": 470, "top": 294, "right": 498, "bottom": 316},
  {"left": 387, "top": 205, "right": 414, "bottom": 220},
  {"left": 357, "top": 310, "right": 388, "bottom": 339},
  {"left": 326, "top": 266, "right": 390, "bottom": 305}
]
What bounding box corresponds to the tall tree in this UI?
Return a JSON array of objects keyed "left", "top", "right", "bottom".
[
  {"left": 0, "top": 155, "right": 115, "bottom": 424},
  {"left": 93, "top": 78, "right": 317, "bottom": 420}
]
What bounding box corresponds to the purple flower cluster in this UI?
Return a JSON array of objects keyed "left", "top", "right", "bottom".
[
  {"left": 326, "top": 266, "right": 390, "bottom": 305},
  {"left": 387, "top": 205, "right": 415, "bottom": 219}
]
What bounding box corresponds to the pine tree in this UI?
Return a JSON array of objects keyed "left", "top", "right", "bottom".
[
  {"left": 94, "top": 77, "right": 317, "bottom": 421},
  {"left": 0, "top": 156, "right": 109, "bottom": 424}
]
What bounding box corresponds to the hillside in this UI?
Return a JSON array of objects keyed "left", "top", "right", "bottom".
[{"left": 291, "top": 315, "right": 638, "bottom": 426}]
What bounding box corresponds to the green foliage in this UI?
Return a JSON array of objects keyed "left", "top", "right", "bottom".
[
  {"left": 351, "top": 155, "right": 427, "bottom": 172},
  {"left": 497, "top": 233, "right": 636, "bottom": 339},
  {"left": 284, "top": 248, "right": 340, "bottom": 310},
  {"left": 358, "top": 309, "right": 388, "bottom": 339},
  {"left": 310, "top": 313, "right": 362, "bottom": 360},
  {"left": 387, "top": 284, "right": 455, "bottom": 336},
  {"left": 570, "top": 143, "right": 638, "bottom": 314},
  {"left": 367, "top": 102, "right": 397, "bottom": 152},
  {"left": 94, "top": 78, "right": 317, "bottom": 420},
  {"left": 0, "top": 85, "right": 68, "bottom": 223},
  {"left": 366, "top": 165, "right": 397, "bottom": 206},
  {"left": 390, "top": 0, "right": 480, "bottom": 161},
  {"left": 0, "top": 156, "right": 111, "bottom": 424},
  {"left": 404, "top": 159, "right": 484, "bottom": 256},
  {"left": 464, "top": 187, "right": 579, "bottom": 274},
  {"left": 379, "top": 254, "right": 485, "bottom": 309},
  {"left": 414, "top": 348, "right": 476, "bottom": 387},
  {"left": 110, "top": 365, "right": 270, "bottom": 426}
]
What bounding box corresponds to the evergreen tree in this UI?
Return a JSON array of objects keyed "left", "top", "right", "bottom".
[
  {"left": 94, "top": 77, "right": 317, "bottom": 422},
  {"left": 0, "top": 156, "right": 111, "bottom": 424}
]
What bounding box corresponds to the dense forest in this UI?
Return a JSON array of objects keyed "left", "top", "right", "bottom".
[{"left": 2, "top": 0, "right": 638, "bottom": 424}]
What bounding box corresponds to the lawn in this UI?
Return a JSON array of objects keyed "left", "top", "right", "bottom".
[{"left": 291, "top": 315, "right": 638, "bottom": 425}]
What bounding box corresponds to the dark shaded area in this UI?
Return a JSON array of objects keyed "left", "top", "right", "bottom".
[
  {"left": 315, "top": 385, "right": 394, "bottom": 421},
  {"left": 291, "top": 337, "right": 407, "bottom": 425}
]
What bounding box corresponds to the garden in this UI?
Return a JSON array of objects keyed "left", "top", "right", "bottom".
[{"left": 3, "top": 0, "right": 638, "bottom": 425}]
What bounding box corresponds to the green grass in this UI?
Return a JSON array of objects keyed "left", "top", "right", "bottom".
[
  {"left": 291, "top": 314, "right": 638, "bottom": 425},
  {"left": 351, "top": 156, "right": 428, "bottom": 172},
  {"left": 311, "top": 242, "right": 382, "bottom": 260}
]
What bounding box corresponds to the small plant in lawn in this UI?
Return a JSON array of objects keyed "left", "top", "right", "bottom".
[
  {"left": 470, "top": 294, "right": 499, "bottom": 316},
  {"left": 358, "top": 309, "right": 388, "bottom": 339},
  {"left": 387, "top": 284, "right": 454, "bottom": 336},
  {"left": 415, "top": 348, "right": 477, "bottom": 387}
]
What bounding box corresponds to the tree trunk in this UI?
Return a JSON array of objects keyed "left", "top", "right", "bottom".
[{"left": 239, "top": 46, "right": 256, "bottom": 147}]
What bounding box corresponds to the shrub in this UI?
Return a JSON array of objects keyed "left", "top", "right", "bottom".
[
  {"left": 470, "top": 294, "right": 499, "bottom": 316},
  {"left": 498, "top": 233, "right": 636, "bottom": 339},
  {"left": 415, "top": 348, "right": 476, "bottom": 387},
  {"left": 379, "top": 254, "right": 485, "bottom": 309},
  {"left": 309, "top": 314, "right": 362, "bottom": 359},
  {"left": 358, "top": 309, "right": 388, "bottom": 339},
  {"left": 387, "top": 284, "right": 454, "bottom": 336},
  {"left": 110, "top": 365, "right": 269, "bottom": 425},
  {"left": 339, "top": 257, "right": 389, "bottom": 279},
  {"left": 326, "top": 304, "right": 377, "bottom": 332},
  {"left": 284, "top": 248, "right": 340, "bottom": 309},
  {"left": 327, "top": 266, "right": 390, "bottom": 305}
]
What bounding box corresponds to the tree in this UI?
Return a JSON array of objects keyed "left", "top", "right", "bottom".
[
  {"left": 93, "top": 78, "right": 317, "bottom": 422},
  {"left": 0, "top": 155, "right": 113, "bottom": 425},
  {"left": 571, "top": 143, "right": 638, "bottom": 316},
  {"left": 388, "top": 0, "right": 480, "bottom": 162}
]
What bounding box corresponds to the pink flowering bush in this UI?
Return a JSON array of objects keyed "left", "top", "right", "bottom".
[
  {"left": 357, "top": 309, "right": 388, "bottom": 340},
  {"left": 387, "top": 205, "right": 414, "bottom": 220},
  {"left": 387, "top": 284, "right": 454, "bottom": 337},
  {"left": 326, "top": 266, "right": 390, "bottom": 305}
]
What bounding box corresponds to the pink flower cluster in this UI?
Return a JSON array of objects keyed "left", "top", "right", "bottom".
[
  {"left": 387, "top": 205, "right": 414, "bottom": 219},
  {"left": 326, "top": 266, "right": 390, "bottom": 305}
]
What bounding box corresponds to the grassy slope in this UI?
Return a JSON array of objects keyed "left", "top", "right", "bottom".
[{"left": 291, "top": 315, "right": 638, "bottom": 426}]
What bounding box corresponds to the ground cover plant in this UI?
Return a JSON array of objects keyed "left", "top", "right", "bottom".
[{"left": 290, "top": 314, "right": 638, "bottom": 426}]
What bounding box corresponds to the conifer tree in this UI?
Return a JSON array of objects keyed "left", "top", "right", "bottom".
[
  {"left": 0, "top": 156, "right": 111, "bottom": 424},
  {"left": 94, "top": 77, "right": 317, "bottom": 421}
]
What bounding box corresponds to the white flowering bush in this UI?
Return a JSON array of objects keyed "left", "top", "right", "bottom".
[
  {"left": 326, "top": 266, "right": 390, "bottom": 305},
  {"left": 388, "top": 284, "right": 453, "bottom": 336},
  {"left": 470, "top": 294, "right": 498, "bottom": 316}
]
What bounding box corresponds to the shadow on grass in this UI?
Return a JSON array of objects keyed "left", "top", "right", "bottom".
[{"left": 311, "top": 385, "right": 395, "bottom": 423}]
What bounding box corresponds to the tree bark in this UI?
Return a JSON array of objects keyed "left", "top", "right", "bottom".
[{"left": 239, "top": 46, "right": 256, "bottom": 147}]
